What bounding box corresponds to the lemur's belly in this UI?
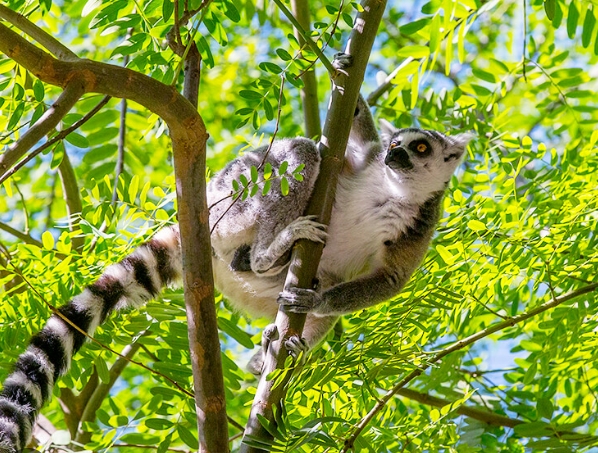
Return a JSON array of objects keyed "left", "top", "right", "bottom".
[{"left": 212, "top": 256, "right": 283, "bottom": 319}]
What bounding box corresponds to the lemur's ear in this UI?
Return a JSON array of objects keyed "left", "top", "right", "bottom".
[
  {"left": 450, "top": 132, "right": 474, "bottom": 148},
  {"left": 443, "top": 133, "right": 474, "bottom": 162},
  {"left": 379, "top": 119, "right": 397, "bottom": 148}
]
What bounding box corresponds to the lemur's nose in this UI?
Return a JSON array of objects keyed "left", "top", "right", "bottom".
[{"left": 384, "top": 146, "right": 413, "bottom": 170}]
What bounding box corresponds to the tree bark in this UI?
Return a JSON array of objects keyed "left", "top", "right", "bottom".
[
  {"left": 178, "top": 41, "right": 229, "bottom": 453},
  {"left": 241, "top": 1, "right": 387, "bottom": 451}
]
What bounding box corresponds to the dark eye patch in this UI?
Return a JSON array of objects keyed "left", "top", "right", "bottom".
[{"left": 409, "top": 139, "right": 431, "bottom": 156}]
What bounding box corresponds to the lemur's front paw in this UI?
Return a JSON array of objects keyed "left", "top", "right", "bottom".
[
  {"left": 285, "top": 335, "right": 309, "bottom": 361},
  {"left": 289, "top": 215, "right": 328, "bottom": 244},
  {"left": 332, "top": 52, "right": 353, "bottom": 70},
  {"left": 277, "top": 287, "right": 321, "bottom": 313}
]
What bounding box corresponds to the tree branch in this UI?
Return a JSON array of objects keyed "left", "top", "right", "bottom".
[
  {"left": 342, "top": 282, "right": 598, "bottom": 451},
  {"left": 241, "top": 1, "right": 387, "bottom": 451},
  {"left": 0, "top": 221, "right": 42, "bottom": 247},
  {"left": 397, "top": 388, "right": 521, "bottom": 428},
  {"left": 0, "top": 23, "right": 201, "bottom": 128},
  {"left": 0, "top": 80, "right": 85, "bottom": 177},
  {"left": 57, "top": 152, "right": 84, "bottom": 252},
  {"left": 398, "top": 387, "right": 598, "bottom": 443},
  {"left": 290, "top": 0, "right": 321, "bottom": 139},
  {"left": 0, "top": 4, "right": 78, "bottom": 60}
]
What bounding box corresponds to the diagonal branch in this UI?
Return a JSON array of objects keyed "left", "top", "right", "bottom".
[
  {"left": 241, "top": 1, "right": 387, "bottom": 451},
  {"left": 0, "top": 4, "right": 78, "bottom": 60},
  {"left": 342, "top": 282, "right": 598, "bottom": 451},
  {"left": 0, "top": 221, "right": 42, "bottom": 247},
  {"left": 57, "top": 152, "right": 84, "bottom": 252},
  {"left": 397, "top": 387, "right": 598, "bottom": 443}
]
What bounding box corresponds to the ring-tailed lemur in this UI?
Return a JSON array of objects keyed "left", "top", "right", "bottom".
[{"left": 0, "top": 89, "right": 470, "bottom": 451}]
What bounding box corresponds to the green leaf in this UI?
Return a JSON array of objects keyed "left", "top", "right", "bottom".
[
  {"left": 263, "top": 162, "right": 273, "bottom": 180},
  {"left": 445, "top": 28, "right": 454, "bottom": 76},
  {"left": 537, "top": 397, "right": 554, "bottom": 419},
  {"left": 259, "top": 61, "right": 283, "bottom": 74},
  {"left": 64, "top": 132, "right": 89, "bottom": 148},
  {"left": 396, "top": 45, "right": 430, "bottom": 59},
  {"left": 276, "top": 48, "right": 292, "bottom": 61},
  {"left": 280, "top": 177, "right": 289, "bottom": 196},
  {"left": 94, "top": 356, "right": 110, "bottom": 384},
  {"left": 567, "top": 1, "right": 579, "bottom": 38},
  {"left": 145, "top": 418, "right": 174, "bottom": 430},
  {"left": 50, "top": 143, "right": 65, "bottom": 170},
  {"left": 7, "top": 102, "right": 24, "bottom": 130},
  {"left": 224, "top": 1, "right": 241, "bottom": 22},
  {"left": 262, "top": 179, "right": 272, "bottom": 196},
  {"left": 41, "top": 231, "right": 54, "bottom": 250},
  {"left": 177, "top": 425, "right": 199, "bottom": 450},
  {"left": 263, "top": 98, "right": 274, "bottom": 121},
  {"left": 218, "top": 317, "right": 254, "bottom": 348},
  {"left": 128, "top": 175, "right": 139, "bottom": 203},
  {"left": 544, "top": 0, "right": 555, "bottom": 20},
  {"left": 239, "top": 90, "right": 263, "bottom": 100},
  {"left": 582, "top": 8, "right": 596, "bottom": 47},
  {"left": 120, "top": 433, "right": 161, "bottom": 445},
  {"left": 467, "top": 219, "right": 486, "bottom": 232},
  {"left": 32, "top": 79, "right": 45, "bottom": 102},
  {"left": 400, "top": 18, "right": 430, "bottom": 35}
]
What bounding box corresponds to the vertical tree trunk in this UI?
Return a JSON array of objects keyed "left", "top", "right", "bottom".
[{"left": 177, "top": 42, "right": 229, "bottom": 453}]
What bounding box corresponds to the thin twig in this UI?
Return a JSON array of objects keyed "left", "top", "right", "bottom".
[
  {"left": 209, "top": 77, "right": 286, "bottom": 235},
  {"left": 342, "top": 282, "right": 598, "bottom": 451},
  {"left": 0, "top": 95, "right": 111, "bottom": 186},
  {"left": 271, "top": 0, "right": 335, "bottom": 76}
]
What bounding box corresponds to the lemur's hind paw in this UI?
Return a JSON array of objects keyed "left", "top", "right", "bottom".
[
  {"left": 288, "top": 215, "right": 327, "bottom": 244},
  {"left": 246, "top": 324, "right": 280, "bottom": 376},
  {"left": 285, "top": 335, "right": 309, "bottom": 361}
]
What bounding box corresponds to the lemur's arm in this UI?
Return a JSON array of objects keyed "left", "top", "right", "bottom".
[{"left": 279, "top": 193, "right": 443, "bottom": 316}]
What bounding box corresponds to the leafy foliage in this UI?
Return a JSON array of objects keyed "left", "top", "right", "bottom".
[{"left": 1, "top": 0, "right": 598, "bottom": 452}]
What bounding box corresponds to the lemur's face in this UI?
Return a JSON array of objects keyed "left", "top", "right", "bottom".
[{"left": 380, "top": 123, "right": 471, "bottom": 191}]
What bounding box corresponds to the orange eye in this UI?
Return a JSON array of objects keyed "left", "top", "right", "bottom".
[
  {"left": 417, "top": 143, "right": 428, "bottom": 152},
  {"left": 390, "top": 142, "right": 399, "bottom": 150}
]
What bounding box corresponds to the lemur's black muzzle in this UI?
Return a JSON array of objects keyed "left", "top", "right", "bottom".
[{"left": 385, "top": 146, "right": 413, "bottom": 170}]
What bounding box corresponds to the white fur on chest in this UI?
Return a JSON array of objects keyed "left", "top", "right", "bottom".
[{"left": 320, "top": 162, "right": 419, "bottom": 281}]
